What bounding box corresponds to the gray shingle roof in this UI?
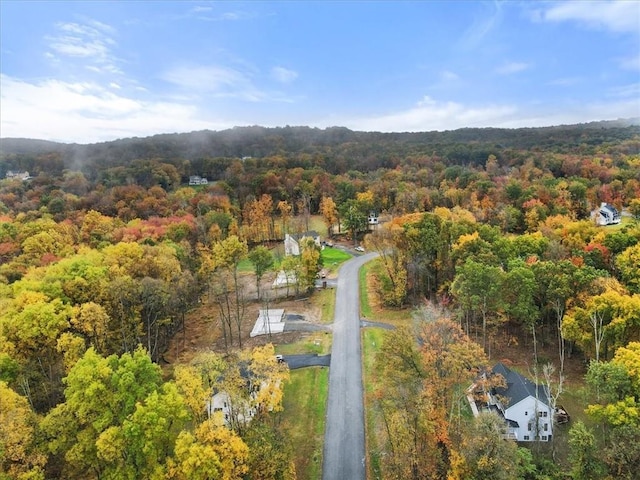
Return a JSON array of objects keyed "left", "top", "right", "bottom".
[{"left": 492, "top": 363, "right": 549, "bottom": 407}]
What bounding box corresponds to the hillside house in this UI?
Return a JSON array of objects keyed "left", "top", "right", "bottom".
[
  {"left": 206, "top": 364, "right": 280, "bottom": 428},
  {"left": 5, "top": 171, "right": 30, "bottom": 181},
  {"left": 596, "top": 202, "right": 621, "bottom": 226},
  {"left": 284, "top": 231, "right": 321, "bottom": 256},
  {"left": 468, "top": 363, "right": 553, "bottom": 442},
  {"left": 188, "top": 175, "right": 208, "bottom": 186}
]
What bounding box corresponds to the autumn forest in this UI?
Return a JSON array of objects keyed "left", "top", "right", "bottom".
[{"left": 1, "top": 121, "right": 639, "bottom": 480}]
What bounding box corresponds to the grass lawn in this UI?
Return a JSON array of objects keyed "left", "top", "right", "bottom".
[
  {"left": 281, "top": 367, "right": 329, "bottom": 480},
  {"left": 275, "top": 332, "right": 332, "bottom": 355},
  {"left": 321, "top": 247, "right": 352, "bottom": 274},
  {"left": 362, "top": 327, "right": 386, "bottom": 480},
  {"left": 315, "top": 287, "right": 337, "bottom": 325},
  {"left": 359, "top": 260, "right": 413, "bottom": 324}
]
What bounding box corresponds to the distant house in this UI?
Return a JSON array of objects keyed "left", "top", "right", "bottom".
[
  {"left": 5, "top": 171, "right": 30, "bottom": 181},
  {"left": 368, "top": 211, "right": 379, "bottom": 226},
  {"left": 468, "top": 363, "right": 553, "bottom": 442},
  {"left": 189, "top": 175, "right": 208, "bottom": 186},
  {"left": 284, "top": 231, "right": 321, "bottom": 256},
  {"left": 597, "top": 202, "right": 621, "bottom": 226},
  {"left": 206, "top": 364, "right": 280, "bottom": 428}
]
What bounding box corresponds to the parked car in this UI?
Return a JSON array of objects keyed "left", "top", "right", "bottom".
[{"left": 355, "top": 246, "right": 365, "bottom": 252}]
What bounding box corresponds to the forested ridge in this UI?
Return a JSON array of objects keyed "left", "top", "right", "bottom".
[{"left": 1, "top": 120, "right": 639, "bottom": 479}]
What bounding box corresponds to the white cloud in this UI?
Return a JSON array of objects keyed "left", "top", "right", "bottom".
[
  {"left": 495, "top": 61, "right": 531, "bottom": 75},
  {"left": 547, "top": 77, "right": 582, "bottom": 87},
  {"left": 607, "top": 83, "right": 640, "bottom": 98},
  {"left": 190, "top": 6, "right": 213, "bottom": 14},
  {"left": 271, "top": 66, "right": 298, "bottom": 84},
  {"left": 162, "top": 64, "right": 296, "bottom": 103},
  {"left": 539, "top": 1, "right": 640, "bottom": 33},
  {"left": 162, "top": 65, "right": 264, "bottom": 101},
  {"left": 619, "top": 55, "right": 640, "bottom": 71},
  {"left": 0, "top": 74, "right": 217, "bottom": 143},
  {"left": 340, "top": 95, "right": 640, "bottom": 132},
  {"left": 343, "top": 96, "right": 518, "bottom": 132},
  {"left": 46, "top": 20, "right": 121, "bottom": 74},
  {"left": 458, "top": 1, "right": 504, "bottom": 49},
  {"left": 440, "top": 70, "right": 460, "bottom": 82}
]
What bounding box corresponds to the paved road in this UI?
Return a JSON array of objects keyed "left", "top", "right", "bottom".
[{"left": 322, "top": 252, "right": 376, "bottom": 480}]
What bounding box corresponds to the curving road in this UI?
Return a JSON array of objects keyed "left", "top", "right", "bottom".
[{"left": 322, "top": 252, "right": 376, "bottom": 480}]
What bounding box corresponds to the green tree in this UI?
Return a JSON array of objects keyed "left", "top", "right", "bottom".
[
  {"left": 452, "top": 412, "right": 527, "bottom": 480},
  {"left": 568, "top": 421, "right": 604, "bottom": 480},
  {"left": 248, "top": 246, "right": 274, "bottom": 299},
  {"left": 338, "top": 199, "right": 368, "bottom": 246},
  {"left": 42, "top": 347, "right": 162, "bottom": 479},
  {"left": 451, "top": 259, "right": 505, "bottom": 353},
  {"left": 0, "top": 381, "right": 46, "bottom": 479}
]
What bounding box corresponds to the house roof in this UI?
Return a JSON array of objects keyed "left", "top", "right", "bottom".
[
  {"left": 288, "top": 231, "right": 320, "bottom": 242},
  {"left": 491, "top": 363, "right": 549, "bottom": 408}
]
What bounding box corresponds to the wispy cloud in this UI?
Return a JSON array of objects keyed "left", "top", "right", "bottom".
[
  {"left": 162, "top": 65, "right": 263, "bottom": 101},
  {"left": 440, "top": 70, "right": 460, "bottom": 82},
  {"left": 547, "top": 77, "right": 582, "bottom": 87},
  {"left": 341, "top": 94, "right": 640, "bottom": 132},
  {"left": 458, "top": 1, "right": 504, "bottom": 49},
  {"left": 162, "top": 64, "right": 295, "bottom": 102},
  {"left": 344, "top": 96, "right": 517, "bottom": 132},
  {"left": 495, "top": 61, "right": 531, "bottom": 75},
  {"left": 271, "top": 66, "right": 298, "bottom": 84},
  {"left": 45, "top": 19, "right": 121, "bottom": 74},
  {"left": 607, "top": 83, "right": 640, "bottom": 99},
  {"left": 619, "top": 55, "right": 640, "bottom": 71},
  {"left": 0, "top": 74, "right": 217, "bottom": 142},
  {"left": 537, "top": 1, "right": 640, "bottom": 33},
  {"left": 184, "top": 5, "right": 255, "bottom": 22}
]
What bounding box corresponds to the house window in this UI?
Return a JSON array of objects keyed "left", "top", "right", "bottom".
[
  {"left": 525, "top": 411, "right": 528, "bottom": 416},
  {"left": 542, "top": 411, "right": 548, "bottom": 417},
  {"left": 544, "top": 423, "right": 548, "bottom": 431},
  {"left": 524, "top": 435, "right": 530, "bottom": 440},
  {"left": 224, "top": 401, "right": 227, "bottom": 408},
  {"left": 541, "top": 435, "right": 547, "bottom": 441}
]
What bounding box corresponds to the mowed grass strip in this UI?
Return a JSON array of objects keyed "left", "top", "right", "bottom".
[
  {"left": 320, "top": 246, "right": 352, "bottom": 274},
  {"left": 315, "top": 287, "right": 336, "bottom": 325},
  {"left": 362, "top": 327, "right": 385, "bottom": 480},
  {"left": 281, "top": 367, "right": 329, "bottom": 480}
]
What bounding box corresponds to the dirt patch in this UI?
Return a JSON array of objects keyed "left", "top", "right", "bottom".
[{"left": 164, "top": 285, "right": 324, "bottom": 365}]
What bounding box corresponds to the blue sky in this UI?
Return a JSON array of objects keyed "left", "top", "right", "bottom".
[{"left": 1, "top": 1, "right": 639, "bottom": 143}]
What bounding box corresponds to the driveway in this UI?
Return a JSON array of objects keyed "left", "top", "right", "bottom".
[
  {"left": 322, "top": 252, "right": 376, "bottom": 480},
  {"left": 281, "top": 354, "right": 331, "bottom": 370}
]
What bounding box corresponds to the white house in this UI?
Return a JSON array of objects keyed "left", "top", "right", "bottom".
[
  {"left": 5, "top": 171, "right": 30, "bottom": 181},
  {"left": 188, "top": 175, "right": 208, "bottom": 186},
  {"left": 596, "top": 202, "right": 621, "bottom": 226},
  {"left": 283, "top": 231, "right": 321, "bottom": 256},
  {"left": 206, "top": 364, "right": 281, "bottom": 429},
  {"left": 468, "top": 363, "right": 553, "bottom": 442}
]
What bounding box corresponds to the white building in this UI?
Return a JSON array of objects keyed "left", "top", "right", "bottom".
[
  {"left": 469, "top": 363, "right": 553, "bottom": 442},
  {"left": 596, "top": 202, "right": 621, "bottom": 226},
  {"left": 5, "top": 171, "right": 30, "bottom": 181},
  {"left": 188, "top": 175, "right": 208, "bottom": 186},
  {"left": 283, "top": 231, "right": 321, "bottom": 256}
]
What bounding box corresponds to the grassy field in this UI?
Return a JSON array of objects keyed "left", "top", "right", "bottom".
[
  {"left": 320, "top": 246, "right": 352, "bottom": 273},
  {"left": 281, "top": 367, "right": 330, "bottom": 480},
  {"left": 315, "top": 287, "right": 337, "bottom": 325},
  {"left": 362, "top": 327, "right": 386, "bottom": 480}
]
